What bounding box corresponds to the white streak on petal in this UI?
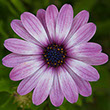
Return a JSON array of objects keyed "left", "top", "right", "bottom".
[
  {"left": 58, "top": 67, "right": 78, "bottom": 103},
  {"left": 66, "top": 58, "right": 100, "bottom": 81},
  {"left": 32, "top": 67, "right": 54, "bottom": 105},
  {"left": 21, "top": 12, "right": 49, "bottom": 46},
  {"left": 50, "top": 70, "right": 64, "bottom": 107},
  {"left": 56, "top": 4, "right": 73, "bottom": 44}
]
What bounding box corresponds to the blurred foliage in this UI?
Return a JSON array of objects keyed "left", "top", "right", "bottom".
[{"left": 0, "top": 0, "right": 110, "bottom": 110}]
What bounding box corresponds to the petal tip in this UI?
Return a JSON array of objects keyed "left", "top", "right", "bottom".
[
  {"left": 10, "top": 19, "right": 20, "bottom": 27},
  {"left": 68, "top": 94, "right": 78, "bottom": 104},
  {"left": 50, "top": 96, "right": 64, "bottom": 107},
  {"left": 63, "top": 4, "right": 72, "bottom": 7},
  {"left": 52, "top": 103, "right": 62, "bottom": 107},
  {"left": 81, "top": 93, "right": 92, "bottom": 97},
  {"left": 2, "top": 57, "right": 7, "bottom": 67},
  {"left": 32, "top": 97, "right": 39, "bottom": 106},
  {"left": 87, "top": 22, "right": 97, "bottom": 34},
  {"left": 48, "top": 4, "right": 57, "bottom": 8},
  {"left": 9, "top": 74, "right": 14, "bottom": 81},
  {"left": 4, "top": 39, "right": 8, "bottom": 48},
  {"left": 97, "top": 53, "right": 109, "bottom": 65},
  {"left": 20, "top": 12, "right": 31, "bottom": 19},
  {"left": 95, "top": 72, "right": 100, "bottom": 81},
  {"left": 81, "top": 10, "right": 89, "bottom": 17},
  {"left": 37, "top": 9, "right": 45, "bottom": 16},
  {"left": 17, "top": 88, "right": 25, "bottom": 96},
  {"left": 9, "top": 73, "right": 14, "bottom": 81},
  {"left": 89, "top": 22, "right": 96, "bottom": 29},
  {"left": 10, "top": 20, "right": 15, "bottom": 27},
  {"left": 103, "top": 53, "right": 109, "bottom": 64},
  {"left": 9, "top": 71, "right": 20, "bottom": 81},
  {"left": 81, "top": 10, "right": 89, "bottom": 13},
  {"left": 80, "top": 86, "right": 92, "bottom": 97},
  {"left": 61, "top": 4, "right": 73, "bottom": 11},
  {"left": 46, "top": 4, "right": 58, "bottom": 13},
  {"left": 17, "top": 91, "right": 24, "bottom": 96}
]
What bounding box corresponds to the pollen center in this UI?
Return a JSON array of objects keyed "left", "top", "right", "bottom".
[{"left": 43, "top": 44, "right": 66, "bottom": 67}]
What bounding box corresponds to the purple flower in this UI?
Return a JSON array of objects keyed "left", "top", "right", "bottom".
[{"left": 2, "top": 4, "right": 108, "bottom": 107}]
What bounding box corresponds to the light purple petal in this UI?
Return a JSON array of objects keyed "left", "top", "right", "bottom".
[
  {"left": 11, "top": 20, "right": 40, "bottom": 46},
  {"left": 46, "top": 5, "right": 58, "bottom": 41},
  {"left": 67, "top": 42, "right": 102, "bottom": 57},
  {"left": 32, "top": 67, "right": 54, "bottom": 105},
  {"left": 65, "top": 23, "right": 96, "bottom": 49},
  {"left": 36, "top": 9, "right": 46, "bottom": 29},
  {"left": 74, "top": 53, "right": 108, "bottom": 65},
  {"left": 9, "top": 59, "right": 44, "bottom": 81},
  {"left": 17, "top": 65, "right": 47, "bottom": 95},
  {"left": 50, "top": 71, "right": 64, "bottom": 107},
  {"left": 56, "top": 4, "right": 73, "bottom": 44},
  {"left": 36, "top": 9, "right": 50, "bottom": 40},
  {"left": 58, "top": 67, "right": 78, "bottom": 103},
  {"left": 4, "top": 38, "right": 42, "bottom": 55},
  {"left": 66, "top": 58, "right": 100, "bottom": 81},
  {"left": 2, "top": 53, "right": 41, "bottom": 67},
  {"left": 63, "top": 10, "right": 89, "bottom": 44},
  {"left": 21, "top": 12, "right": 49, "bottom": 46},
  {"left": 64, "top": 65, "right": 92, "bottom": 97}
]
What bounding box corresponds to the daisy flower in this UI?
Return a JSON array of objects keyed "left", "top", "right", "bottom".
[{"left": 2, "top": 4, "right": 108, "bottom": 107}]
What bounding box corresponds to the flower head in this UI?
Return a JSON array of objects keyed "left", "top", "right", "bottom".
[{"left": 2, "top": 4, "right": 108, "bottom": 107}]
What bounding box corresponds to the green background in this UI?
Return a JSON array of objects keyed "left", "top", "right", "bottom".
[{"left": 0, "top": 0, "right": 110, "bottom": 110}]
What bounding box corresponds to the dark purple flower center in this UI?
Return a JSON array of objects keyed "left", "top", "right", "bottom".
[{"left": 43, "top": 44, "right": 67, "bottom": 67}]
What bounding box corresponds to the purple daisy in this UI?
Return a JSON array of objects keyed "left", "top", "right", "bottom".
[{"left": 2, "top": 4, "right": 108, "bottom": 107}]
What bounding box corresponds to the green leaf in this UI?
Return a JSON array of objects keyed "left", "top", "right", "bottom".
[
  {"left": 0, "top": 20, "right": 8, "bottom": 38},
  {"left": 74, "top": 0, "right": 97, "bottom": 14},
  {"left": 0, "top": 95, "right": 17, "bottom": 110},
  {"left": 60, "top": 102, "right": 77, "bottom": 110},
  {"left": 0, "top": 92, "right": 10, "bottom": 106},
  {"left": 0, "top": 0, "right": 18, "bottom": 16},
  {"left": 49, "top": 101, "right": 59, "bottom": 110},
  {"left": 59, "top": 98, "right": 78, "bottom": 110},
  {"left": 91, "top": 65, "right": 110, "bottom": 95},
  {"left": 96, "top": 20, "right": 110, "bottom": 36},
  {"left": 30, "top": 100, "right": 48, "bottom": 110},
  {"left": 85, "top": 95, "right": 94, "bottom": 103},
  {"left": 0, "top": 78, "right": 12, "bottom": 93},
  {"left": 76, "top": 96, "right": 82, "bottom": 106},
  {"left": 0, "top": 65, "right": 19, "bottom": 93},
  {"left": 10, "top": 0, "right": 26, "bottom": 13}
]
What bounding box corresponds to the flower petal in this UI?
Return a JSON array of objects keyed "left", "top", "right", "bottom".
[
  {"left": 17, "top": 65, "right": 47, "bottom": 95},
  {"left": 58, "top": 67, "right": 78, "bottom": 103},
  {"left": 21, "top": 12, "right": 49, "bottom": 46},
  {"left": 66, "top": 58, "right": 100, "bottom": 81},
  {"left": 2, "top": 53, "right": 41, "bottom": 67},
  {"left": 46, "top": 5, "right": 58, "bottom": 41},
  {"left": 10, "top": 60, "right": 44, "bottom": 81},
  {"left": 32, "top": 67, "right": 54, "bottom": 105},
  {"left": 66, "top": 23, "right": 96, "bottom": 49},
  {"left": 63, "top": 10, "right": 89, "bottom": 44},
  {"left": 4, "top": 38, "right": 42, "bottom": 55},
  {"left": 11, "top": 20, "right": 40, "bottom": 46},
  {"left": 64, "top": 65, "right": 92, "bottom": 97},
  {"left": 74, "top": 53, "right": 108, "bottom": 65},
  {"left": 36, "top": 9, "right": 46, "bottom": 29},
  {"left": 56, "top": 4, "right": 73, "bottom": 44},
  {"left": 36, "top": 9, "right": 50, "bottom": 39},
  {"left": 67, "top": 42, "right": 102, "bottom": 57},
  {"left": 50, "top": 71, "right": 64, "bottom": 107}
]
